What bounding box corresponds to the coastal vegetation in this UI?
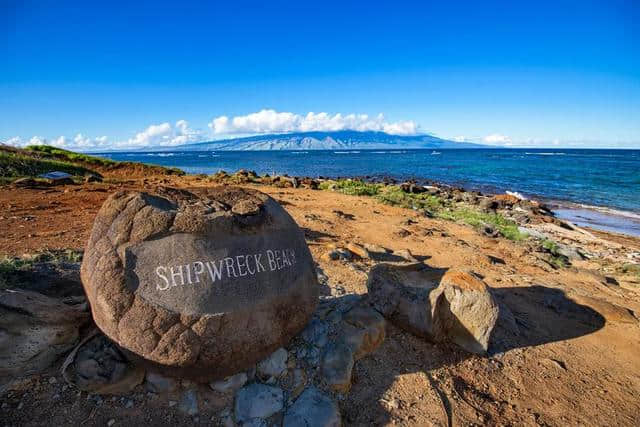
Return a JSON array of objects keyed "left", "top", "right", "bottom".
[
  {"left": 26, "top": 145, "right": 117, "bottom": 167},
  {"left": 0, "top": 249, "right": 83, "bottom": 290},
  {"left": 0, "top": 148, "right": 94, "bottom": 180},
  {"left": 318, "top": 178, "right": 526, "bottom": 241},
  {"left": 541, "top": 238, "right": 570, "bottom": 268},
  {"left": 0, "top": 144, "right": 184, "bottom": 180}
]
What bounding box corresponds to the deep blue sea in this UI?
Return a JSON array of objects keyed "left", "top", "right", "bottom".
[{"left": 98, "top": 148, "right": 640, "bottom": 235}]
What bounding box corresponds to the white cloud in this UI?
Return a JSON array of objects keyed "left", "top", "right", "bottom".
[
  {"left": 118, "top": 120, "right": 204, "bottom": 148},
  {"left": 208, "top": 109, "right": 419, "bottom": 136},
  {"left": 1, "top": 134, "right": 111, "bottom": 150},
  {"left": 2, "top": 111, "right": 421, "bottom": 151},
  {"left": 483, "top": 133, "right": 512, "bottom": 144}
]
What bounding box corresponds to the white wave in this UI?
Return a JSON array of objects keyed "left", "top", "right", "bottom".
[
  {"left": 506, "top": 190, "right": 527, "bottom": 200},
  {"left": 525, "top": 152, "right": 566, "bottom": 156}
]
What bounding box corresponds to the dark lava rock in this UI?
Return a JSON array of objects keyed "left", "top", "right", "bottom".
[{"left": 81, "top": 186, "right": 318, "bottom": 380}]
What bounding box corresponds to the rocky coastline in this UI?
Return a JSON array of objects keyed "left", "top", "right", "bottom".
[{"left": 1, "top": 159, "right": 640, "bottom": 426}]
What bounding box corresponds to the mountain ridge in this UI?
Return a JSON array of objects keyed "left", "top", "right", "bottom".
[{"left": 152, "top": 130, "right": 482, "bottom": 151}]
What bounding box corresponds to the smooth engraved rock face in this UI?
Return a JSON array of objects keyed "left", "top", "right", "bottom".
[{"left": 81, "top": 186, "right": 318, "bottom": 379}]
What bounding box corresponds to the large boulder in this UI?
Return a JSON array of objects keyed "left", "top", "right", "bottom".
[
  {"left": 0, "top": 289, "right": 89, "bottom": 376},
  {"left": 81, "top": 187, "right": 318, "bottom": 380},
  {"left": 367, "top": 263, "right": 498, "bottom": 354}
]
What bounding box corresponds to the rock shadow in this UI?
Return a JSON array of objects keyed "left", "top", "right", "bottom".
[
  {"left": 341, "top": 284, "right": 606, "bottom": 425},
  {"left": 302, "top": 227, "right": 336, "bottom": 242},
  {"left": 488, "top": 285, "right": 605, "bottom": 355}
]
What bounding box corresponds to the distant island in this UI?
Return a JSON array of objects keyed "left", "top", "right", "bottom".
[{"left": 150, "top": 130, "right": 483, "bottom": 151}]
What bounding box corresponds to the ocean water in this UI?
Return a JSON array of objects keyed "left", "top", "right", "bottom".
[{"left": 99, "top": 148, "right": 640, "bottom": 234}]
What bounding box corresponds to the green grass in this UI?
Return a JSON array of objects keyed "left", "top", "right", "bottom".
[
  {"left": 375, "top": 185, "right": 444, "bottom": 213},
  {"left": 437, "top": 207, "right": 526, "bottom": 241},
  {"left": 621, "top": 263, "right": 640, "bottom": 278},
  {"left": 0, "top": 249, "right": 83, "bottom": 289},
  {"left": 0, "top": 151, "right": 95, "bottom": 178},
  {"left": 26, "top": 145, "right": 115, "bottom": 166},
  {"left": 21, "top": 145, "right": 185, "bottom": 176},
  {"left": 318, "top": 179, "right": 526, "bottom": 241},
  {"left": 541, "top": 239, "right": 569, "bottom": 268},
  {"left": 318, "top": 179, "right": 383, "bottom": 196}
]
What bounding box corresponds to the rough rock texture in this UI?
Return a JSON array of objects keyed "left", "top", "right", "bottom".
[
  {"left": 61, "top": 331, "right": 145, "bottom": 394},
  {"left": 433, "top": 270, "right": 500, "bottom": 354},
  {"left": 0, "top": 289, "right": 89, "bottom": 376},
  {"left": 80, "top": 187, "right": 318, "bottom": 380},
  {"left": 367, "top": 263, "right": 499, "bottom": 354},
  {"left": 341, "top": 306, "right": 386, "bottom": 360},
  {"left": 257, "top": 347, "right": 288, "bottom": 379},
  {"left": 234, "top": 383, "right": 284, "bottom": 423},
  {"left": 321, "top": 342, "right": 355, "bottom": 393},
  {"left": 283, "top": 386, "right": 341, "bottom": 427},
  {"left": 210, "top": 372, "right": 248, "bottom": 394}
]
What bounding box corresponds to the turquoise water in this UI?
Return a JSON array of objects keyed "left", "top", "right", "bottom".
[{"left": 100, "top": 148, "right": 640, "bottom": 215}]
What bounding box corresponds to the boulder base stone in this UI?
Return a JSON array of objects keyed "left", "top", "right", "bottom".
[
  {"left": 0, "top": 289, "right": 89, "bottom": 376},
  {"left": 283, "top": 387, "right": 341, "bottom": 427},
  {"left": 367, "top": 263, "right": 498, "bottom": 354},
  {"left": 81, "top": 187, "right": 318, "bottom": 379}
]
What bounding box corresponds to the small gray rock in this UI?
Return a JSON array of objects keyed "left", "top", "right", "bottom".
[
  {"left": 321, "top": 342, "right": 354, "bottom": 393},
  {"left": 302, "top": 319, "right": 329, "bottom": 348},
  {"left": 145, "top": 372, "right": 179, "bottom": 393},
  {"left": 242, "top": 419, "right": 267, "bottom": 427},
  {"left": 210, "top": 372, "right": 248, "bottom": 393},
  {"left": 235, "top": 383, "right": 284, "bottom": 423},
  {"left": 178, "top": 389, "right": 199, "bottom": 416},
  {"left": 257, "top": 348, "right": 288, "bottom": 378},
  {"left": 284, "top": 387, "right": 341, "bottom": 427}
]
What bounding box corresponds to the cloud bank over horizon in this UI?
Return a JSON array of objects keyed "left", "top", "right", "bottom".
[
  {"left": 2, "top": 109, "right": 632, "bottom": 150},
  {"left": 2, "top": 109, "right": 422, "bottom": 150}
]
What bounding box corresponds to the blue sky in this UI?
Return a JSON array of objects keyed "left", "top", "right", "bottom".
[{"left": 1, "top": 0, "right": 638, "bottom": 149}]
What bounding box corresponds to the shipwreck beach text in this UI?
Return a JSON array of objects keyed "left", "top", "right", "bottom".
[{"left": 154, "top": 248, "right": 297, "bottom": 291}]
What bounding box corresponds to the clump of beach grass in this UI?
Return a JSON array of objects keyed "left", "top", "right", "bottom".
[
  {"left": 0, "top": 150, "right": 95, "bottom": 178},
  {"left": 0, "top": 249, "right": 83, "bottom": 289},
  {"left": 318, "top": 178, "right": 383, "bottom": 196},
  {"left": 26, "top": 145, "right": 116, "bottom": 167},
  {"left": 541, "top": 239, "right": 569, "bottom": 268}
]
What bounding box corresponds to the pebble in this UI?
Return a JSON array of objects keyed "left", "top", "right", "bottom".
[
  {"left": 168, "top": 400, "right": 177, "bottom": 407},
  {"left": 210, "top": 372, "right": 248, "bottom": 394},
  {"left": 257, "top": 348, "right": 288, "bottom": 378},
  {"left": 283, "top": 386, "right": 341, "bottom": 427},
  {"left": 124, "top": 399, "right": 134, "bottom": 409},
  {"left": 321, "top": 342, "right": 355, "bottom": 393},
  {"left": 145, "top": 372, "right": 179, "bottom": 393},
  {"left": 234, "top": 383, "right": 284, "bottom": 423},
  {"left": 178, "top": 389, "right": 199, "bottom": 416},
  {"left": 107, "top": 419, "right": 115, "bottom": 427},
  {"left": 302, "top": 319, "right": 329, "bottom": 348}
]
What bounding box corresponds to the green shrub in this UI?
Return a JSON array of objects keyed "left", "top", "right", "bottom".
[
  {"left": 0, "top": 151, "right": 95, "bottom": 178},
  {"left": 26, "top": 145, "right": 115, "bottom": 166},
  {"left": 319, "top": 179, "right": 383, "bottom": 196},
  {"left": 541, "top": 239, "right": 569, "bottom": 268},
  {"left": 437, "top": 207, "right": 526, "bottom": 241},
  {"left": 375, "top": 185, "right": 443, "bottom": 213}
]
